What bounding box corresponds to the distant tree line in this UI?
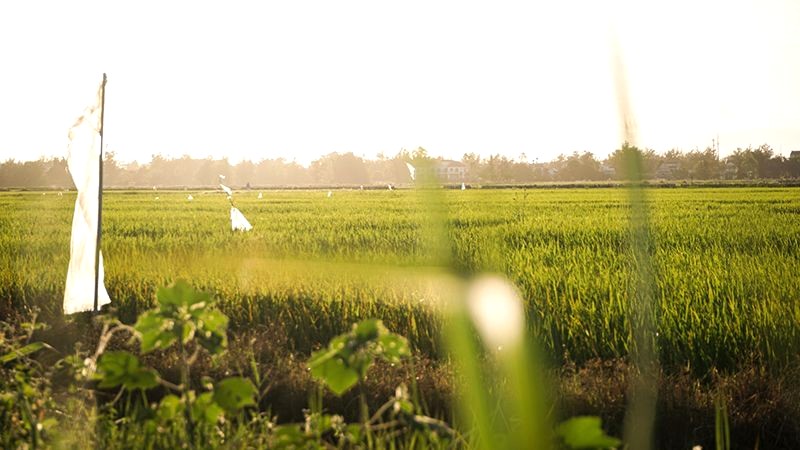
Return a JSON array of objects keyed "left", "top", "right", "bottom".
[{"left": 1, "top": 144, "right": 799, "bottom": 188}]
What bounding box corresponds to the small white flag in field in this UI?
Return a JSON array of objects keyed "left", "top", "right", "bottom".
[
  {"left": 187, "top": 194, "right": 193, "bottom": 201},
  {"left": 230, "top": 207, "right": 253, "bottom": 231},
  {"left": 63, "top": 76, "right": 111, "bottom": 314},
  {"left": 257, "top": 192, "right": 263, "bottom": 199},
  {"left": 461, "top": 182, "right": 466, "bottom": 191},
  {"left": 219, "top": 174, "right": 226, "bottom": 181},
  {"left": 220, "top": 183, "right": 233, "bottom": 197},
  {"left": 406, "top": 162, "right": 416, "bottom": 181},
  {"left": 387, "top": 184, "right": 393, "bottom": 191},
  {"left": 327, "top": 190, "right": 332, "bottom": 198}
]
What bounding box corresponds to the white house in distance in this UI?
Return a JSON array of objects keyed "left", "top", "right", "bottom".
[
  {"left": 435, "top": 160, "right": 467, "bottom": 181},
  {"left": 655, "top": 162, "right": 681, "bottom": 179},
  {"left": 599, "top": 163, "right": 616, "bottom": 178}
]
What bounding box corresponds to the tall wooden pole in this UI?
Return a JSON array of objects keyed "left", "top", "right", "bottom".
[{"left": 93, "top": 73, "right": 107, "bottom": 313}]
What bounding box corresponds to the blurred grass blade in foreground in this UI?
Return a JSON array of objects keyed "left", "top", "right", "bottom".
[{"left": 447, "top": 275, "right": 552, "bottom": 449}]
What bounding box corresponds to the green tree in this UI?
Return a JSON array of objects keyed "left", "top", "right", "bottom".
[
  {"left": 102, "top": 151, "right": 126, "bottom": 187},
  {"left": 310, "top": 152, "right": 369, "bottom": 185},
  {"left": 43, "top": 158, "right": 73, "bottom": 188},
  {"left": 606, "top": 144, "right": 658, "bottom": 180},
  {"left": 685, "top": 147, "right": 720, "bottom": 180},
  {"left": 557, "top": 152, "right": 602, "bottom": 181},
  {"left": 331, "top": 152, "right": 369, "bottom": 184},
  {"left": 234, "top": 160, "right": 256, "bottom": 187},
  {"left": 461, "top": 153, "right": 482, "bottom": 182},
  {"left": 727, "top": 148, "right": 757, "bottom": 179}
]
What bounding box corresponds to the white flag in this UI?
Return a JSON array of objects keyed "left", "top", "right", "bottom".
[
  {"left": 230, "top": 207, "right": 253, "bottom": 231},
  {"left": 257, "top": 192, "right": 263, "bottom": 199},
  {"left": 406, "top": 162, "right": 416, "bottom": 181},
  {"left": 461, "top": 182, "right": 466, "bottom": 190},
  {"left": 64, "top": 76, "right": 111, "bottom": 314}
]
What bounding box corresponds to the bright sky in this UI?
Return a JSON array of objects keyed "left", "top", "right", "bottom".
[{"left": 1, "top": 0, "right": 798, "bottom": 166}]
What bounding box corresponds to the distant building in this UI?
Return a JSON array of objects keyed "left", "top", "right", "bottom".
[
  {"left": 723, "top": 161, "right": 737, "bottom": 179},
  {"left": 435, "top": 160, "right": 466, "bottom": 181},
  {"left": 599, "top": 163, "right": 616, "bottom": 178},
  {"left": 655, "top": 162, "right": 680, "bottom": 179}
]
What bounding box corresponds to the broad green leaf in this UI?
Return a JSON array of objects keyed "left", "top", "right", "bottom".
[
  {"left": 196, "top": 308, "right": 229, "bottom": 355},
  {"left": 378, "top": 333, "right": 410, "bottom": 362},
  {"left": 308, "top": 338, "right": 345, "bottom": 368},
  {"left": 349, "top": 352, "right": 374, "bottom": 378},
  {"left": 193, "top": 392, "right": 224, "bottom": 425},
  {"left": 309, "top": 319, "right": 411, "bottom": 395},
  {"left": 134, "top": 311, "right": 177, "bottom": 353},
  {"left": 198, "top": 308, "right": 228, "bottom": 336},
  {"left": 353, "top": 318, "right": 381, "bottom": 342},
  {"left": 180, "top": 321, "right": 196, "bottom": 344},
  {"left": 556, "top": 416, "right": 621, "bottom": 449},
  {"left": 0, "top": 342, "right": 48, "bottom": 364},
  {"left": 157, "top": 395, "right": 182, "bottom": 422},
  {"left": 95, "top": 351, "right": 159, "bottom": 390},
  {"left": 213, "top": 377, "right": 257, "bottom": 412},
  {"left": 309, "top": 356, "right": 359, "bottom": 395},
  {"left": 156, "top": 279, "right": 211, "bottom": 310}
]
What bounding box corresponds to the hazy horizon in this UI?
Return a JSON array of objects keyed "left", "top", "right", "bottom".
[{"left": 2, "top": 0, "right": 799, "bottom": 166}]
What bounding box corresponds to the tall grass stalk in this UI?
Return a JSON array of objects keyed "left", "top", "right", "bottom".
[{"left": 621, "top": 147, "right": 660, "bottom": 450}]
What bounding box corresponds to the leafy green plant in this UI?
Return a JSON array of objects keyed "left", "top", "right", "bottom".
[
  {"left": 95, "top": 351, "right": 158, "bottom": 390},
  {"left": 308, "top": 318, "right": 410, "bottom": 396},
  {"left": 0, "top": 315, "right": 57, "bottom": 450},
  {"left": 134, "top": 280, "right": 229, "bottom": 356},
  {"left": 74, "top": 279, "right": 258, "bottom": 448},
  {"left": 301, "top": 319, "right": 457, "bottom": 447}
]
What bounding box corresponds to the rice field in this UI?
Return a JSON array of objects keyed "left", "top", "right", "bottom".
[{"left": 2, "top": 187, "right": 798, "bottom": 374}]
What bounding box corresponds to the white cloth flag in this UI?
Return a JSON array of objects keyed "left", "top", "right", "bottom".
[
  {"left": 230, "top": 207, "right": 253, "bottom": 231},
  {"left": 406, "top": 162, "right": 416, "bottom": 180},
  {"left": 64, "top": 77, "right": 111, "bottom": 314}
]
